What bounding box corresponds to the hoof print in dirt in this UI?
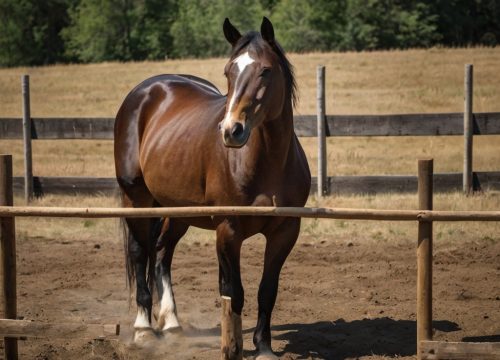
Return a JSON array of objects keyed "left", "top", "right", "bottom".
[{"left": 133, "top": 327, "right": 159, "bottom": 346}]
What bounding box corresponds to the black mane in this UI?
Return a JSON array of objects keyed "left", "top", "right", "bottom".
[{"left": 229, "top": 31, "right": 298, "bottom": 108}]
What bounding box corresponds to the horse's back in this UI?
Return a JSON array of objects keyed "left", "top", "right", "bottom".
[{"left": 114, "top": 74, "right": 225, "bottom": 195}]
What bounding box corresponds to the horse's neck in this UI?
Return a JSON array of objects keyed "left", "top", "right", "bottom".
[
  {"left": 231, "top": 103, "right": 294, "bottom": 177},
  {"left": 258, "top": 104, "right": 295, "bottom": 165}
]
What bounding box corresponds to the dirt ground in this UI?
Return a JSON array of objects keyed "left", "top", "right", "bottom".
[{"left": 6, "top": 225, "right": 500, "bottom": 360}]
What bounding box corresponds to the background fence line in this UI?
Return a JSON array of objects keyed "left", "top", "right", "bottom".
[{"left": 1, "top": 65, "right": 500, "bottom": 199}]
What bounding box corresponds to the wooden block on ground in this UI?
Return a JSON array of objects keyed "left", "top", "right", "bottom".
[
  {"left": 421, "top": 340, "right": 500, "bottom": 360},
  {"left": 0, "top": 319, "right": 120, "bottom": 340}
]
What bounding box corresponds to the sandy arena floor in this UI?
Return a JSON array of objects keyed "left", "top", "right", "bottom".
[{"left": 7, "top": 228, "right": 500, "bottom": 359}]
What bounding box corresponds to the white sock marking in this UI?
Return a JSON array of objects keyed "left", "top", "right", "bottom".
[
  {"left": 159, "top": 275, "right": 180, "bottom": 330},
  {"left": 134, "top": 307, "right": 151, "bottom": 328}
]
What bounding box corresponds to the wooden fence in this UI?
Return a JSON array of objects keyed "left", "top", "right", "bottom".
[
  {"left": 1, "top": 65, "right": 500, "bottom": 201},
  {"left": 1, "top": 156, "right": 499, "bottom": 359}
]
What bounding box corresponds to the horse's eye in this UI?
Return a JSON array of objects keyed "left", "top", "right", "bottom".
[{"left": 259, "top": 68, "right": 271, "bottom": 77}]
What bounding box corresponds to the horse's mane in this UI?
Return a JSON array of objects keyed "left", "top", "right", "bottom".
[{"left": 230, "top": 31, "right": 298, "bottom": 108}]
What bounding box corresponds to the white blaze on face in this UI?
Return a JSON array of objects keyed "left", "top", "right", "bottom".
[
  {"left": 234, "top": 51, "right": 255, "bottom": 72},
  {"left": 222, "top": 52, "right": 255, "bottom": 127}
]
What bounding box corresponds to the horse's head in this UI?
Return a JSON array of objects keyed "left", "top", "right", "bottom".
[{"left": 219, "top": 17, "right": 295, "bottom": 148}]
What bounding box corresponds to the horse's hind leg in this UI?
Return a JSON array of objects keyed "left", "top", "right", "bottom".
[
  {"left": 254, "top": 218, "right": 301, "bottom": 359},
  {"left": 155, "top": 218, "right": 189, "bottom": 333},
  {"left": 120, "top": 186, "right": 158, "bottom": 343}
]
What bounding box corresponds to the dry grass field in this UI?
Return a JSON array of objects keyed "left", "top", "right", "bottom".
[
  {"left": 1, "top": 47, "right": 500, "bottom": 178},
  {"left": 1, "top": 48, "right": 499, "bottom": 359},
  {"left": 1, "top": 47, "right": 499, "bottom": 243}
]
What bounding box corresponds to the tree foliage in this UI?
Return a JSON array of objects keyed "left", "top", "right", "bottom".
[
  {"left": 340, "top": 0, "right": 440, "bottom": 50},
  {"left": 1, "top": 0, "right": 499, "bottom": 66},
  {"left": 170, "top": 0, "right": 265, "bottom": 58},
  {"left": 0, "top": 0, "right": 72, "bottom": 66}
]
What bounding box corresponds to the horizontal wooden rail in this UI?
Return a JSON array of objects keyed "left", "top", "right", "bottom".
[
  {"left": 1, "top": 112, "right": 500, "bottom": 139},
  {"left": 10, "top": 172, "right": 500, "bottom": 196},
  {"left": 0, "top": 319, "right": 119, "bottom": 340},
  {"left": 295, "top": 112, "right": 500, "bottom": 136},
  {"left": 1, "top": 205, "right": 500, "bottom": 221}
]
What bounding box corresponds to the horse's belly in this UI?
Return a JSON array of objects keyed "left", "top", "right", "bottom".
[{"left": 144, "top": 170, "right": 209, "bottom": 207}]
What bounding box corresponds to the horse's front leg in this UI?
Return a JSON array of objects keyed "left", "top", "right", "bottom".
[
  {"left": 254, "top": 217, "right": 300, "bottom": 359},
  {"left": 216, "top": 218, "right": 244, "bottom": 360}
]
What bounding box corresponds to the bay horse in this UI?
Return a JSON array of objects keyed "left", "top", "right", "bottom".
[{"left": 114, "top": 17, "right": 310, "bottom": 359}]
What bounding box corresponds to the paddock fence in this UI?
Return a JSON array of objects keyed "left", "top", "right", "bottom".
[
  {"left": 0, "top": 156, "right": 499, "bottom": 359},
  {"left": 1, "top": 65, "right": 500, "bottom": 202}
]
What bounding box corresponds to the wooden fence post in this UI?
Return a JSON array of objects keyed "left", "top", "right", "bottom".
[
  {"left": 0, "top": 155, "right": 18, "bottom": 360},
  {"left": 220, "top": 296, "right": 242, "bottom": 360},
  {"left": 417, "top": 159, "right": 433, "bottom": 360},
  {"left": 317, "top": 65, "right": 327, "bottom": 197},
  {"left": 22, "top": 75, "right": 33, "bottom": 203},
  {"left": 463, "top": 64, "right": 473, "bottom": 194}
]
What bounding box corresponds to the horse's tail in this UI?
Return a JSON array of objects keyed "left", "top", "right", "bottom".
[{"left": 120, "top": 216, "right": 134, "bottom": 291}]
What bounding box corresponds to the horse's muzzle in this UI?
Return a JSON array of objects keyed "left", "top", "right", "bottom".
[{"left": 220, "top": 121, "right": 250, "bottom": 148}]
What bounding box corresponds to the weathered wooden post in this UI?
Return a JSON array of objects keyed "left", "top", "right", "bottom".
[
  {"left": 0, "top": 155, "right": 18, "bottom": 360},
  {"left": 22, "top": 75, "right": 33, "bottom": 202},
  {"left": 316, "top": 65, "right": 327, "bottom": 197},
  {"left": 417, "top": 159, "right": 433, "bottom": 360},
  {"left": 220, "top": 296, "right": 242, "bottom": 360},
  {"left": 463, "top": 64, "right": 473, "bottom": 194}
]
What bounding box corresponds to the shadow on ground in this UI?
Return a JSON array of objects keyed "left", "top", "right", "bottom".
[{"left": 269, "top": 317, "right": 460, "bottom": 359}]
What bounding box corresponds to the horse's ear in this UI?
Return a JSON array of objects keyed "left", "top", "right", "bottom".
[
  {"left": 223, "top": 18, "right": 242, "bottom": 46},
  {"left": 260, "top": 16, "right": 275, "bottom": 44}
]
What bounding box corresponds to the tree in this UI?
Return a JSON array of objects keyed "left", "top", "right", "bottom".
[
  {"left": 133, "top": 0, "right": 178, "bottom": 60},
  {"left": 170, "top": 0, "right": 265, "bottom": 58},
  {"left": 430, "top": 0, "right": 500, "bottom": 46},
  {"left": 271, "top": 0, "right": 346, "bottom": 52},
  {"left": 62, "top": 0, "right": 140, "bottom": 62},
  {"left": 340, "top": 0, "right": 440, "bottom": 50},
  {"left": 0, "top": 0, "right": 73, "bottom": 66}
]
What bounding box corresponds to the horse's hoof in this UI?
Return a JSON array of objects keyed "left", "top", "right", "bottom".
[
  {"left": 133, "top": 327, "right": 157, "bottom": 346},
  {"left": 255, "top": 349, "right": 279, "bottom": 360}
]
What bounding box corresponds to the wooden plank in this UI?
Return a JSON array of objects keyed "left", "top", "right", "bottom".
[
  {"left": 12, "top": 177, "right": 118, "bottom": 196},
  {"left": 0, "top": 118, "right": 114, "bottom": 139},
  {"left": 474, "top": 112, "right": 500, "bottom": 135},
  {"left": 0, "top": 319, "right": 119, "bottom": 340},
  {"left": 294, "top": 113, "right": 500, "bottom": 137},
  {"left": 1, "top": 113, "right": 500, "bottom": 139},
  {"left": 327, "top": 113, "right": 463, "bottom": 136},
  {"left": 9, "top": 172, "right": 500, "bottom": 197},
  {"left": 421, "top": 340, "right": 500, "bottom": 360}
]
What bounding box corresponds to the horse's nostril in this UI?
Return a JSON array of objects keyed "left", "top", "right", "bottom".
[{"left": 231, "top": 123, "right": 244, "bottom": 138}]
